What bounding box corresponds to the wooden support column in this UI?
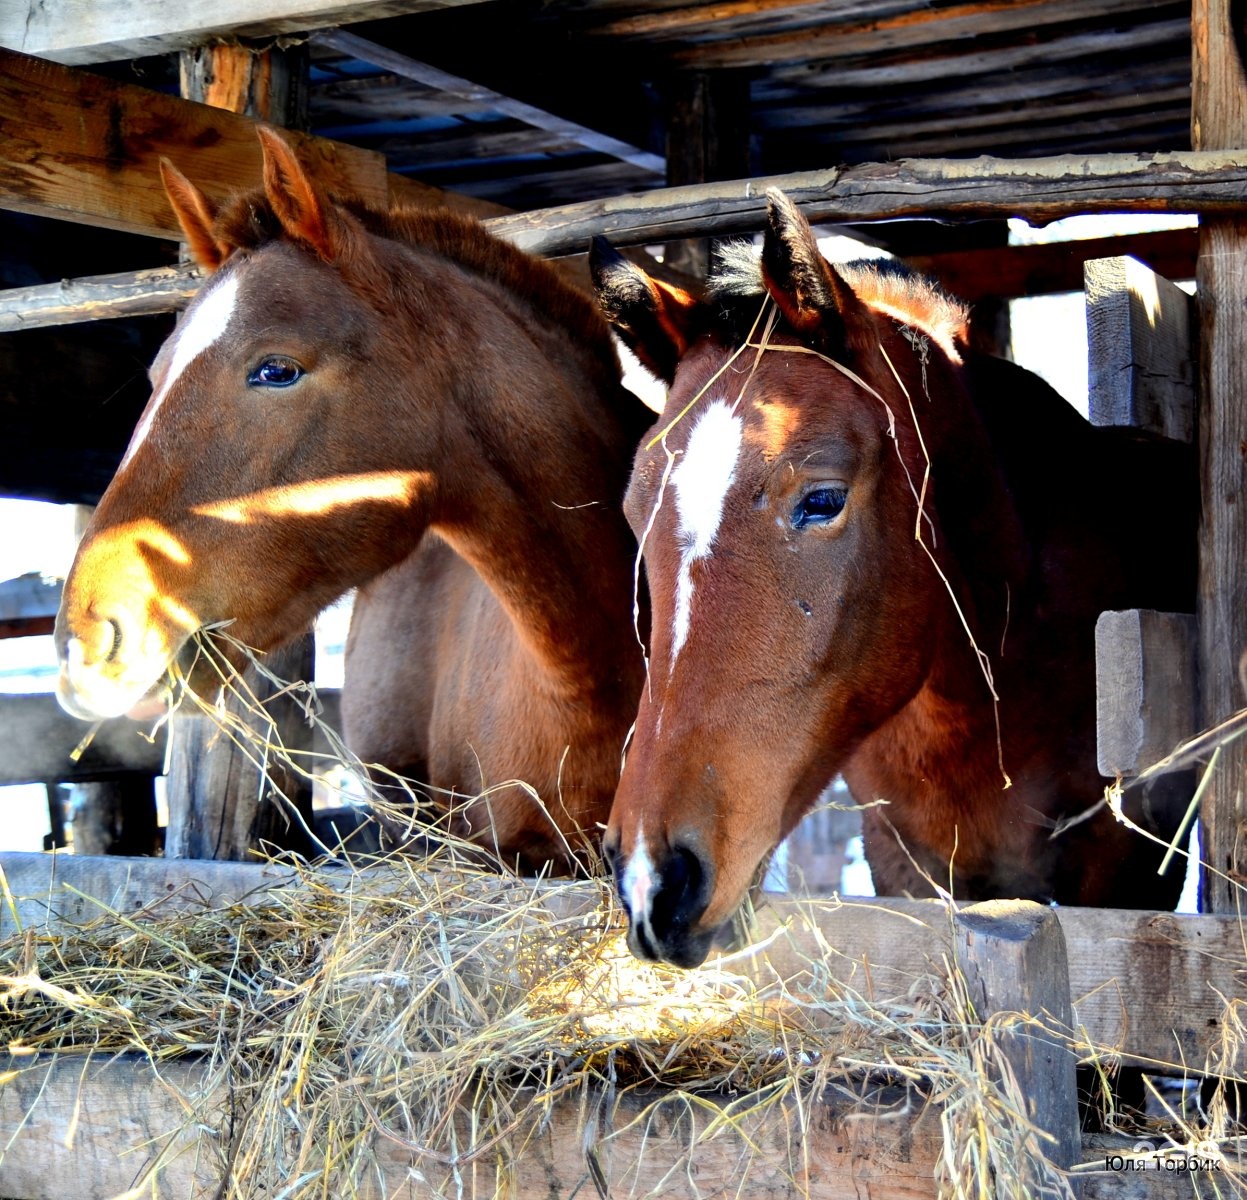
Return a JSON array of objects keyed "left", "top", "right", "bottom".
[
  {"left": 662, "top": 71, "right": 750, "bottom": 279},
  {"left": 163, "top": 40, "right": 317, "bottom": 862},
  {"left": 1193, "top": 0, "right": 1247, "bottom": 912},
  {"left": 954, "top": 901, "right": 1082, "bottom": 1188}
]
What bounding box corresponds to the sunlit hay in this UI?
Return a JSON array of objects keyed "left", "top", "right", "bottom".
[{"left": 10, "top": 630, "right": 1246, "bottom": 1196}]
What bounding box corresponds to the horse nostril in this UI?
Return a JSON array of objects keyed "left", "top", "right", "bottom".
[
  {"left": 650, "top": 842, "right": 708, "bottom": 935},
  {"left": 105, "top": 618, "right": 123, "bottom": 664}
]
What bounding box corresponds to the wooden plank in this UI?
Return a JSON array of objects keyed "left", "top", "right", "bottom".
[
  {"left": 0, "top": 46, "right": 390, "bottom": 239},
  {"left": 0, "top": 263, "right": 204, "bottom": 332},
  {"left": 0, "top": 0, "right": 492, "bottom": 66},
  {"left": 0, "top": 695, "right": 165, "bottom": 786},
  {"left": 906, "top": 227, "right": 1199, "bottom": 304},
  {"left": 312, "top": 29, "right": 665, "bottom": 174},
  {"left": 0, "top": 1051, "right": 1206, "bottom": 1200},
  {"left": 4, "top": 853, "right": 1245, "bottom": 1079},
  {"left": 3, "top": 220, "right": 1197, "bottom": 337},
  {"left": 666, "top": 1, "right": 1180, "bottom": 70},
  {"left": 586, "top": 0, "right": 1152, "bottom": 45},
  {"left": 0, "top": 688, "right": 341, "bottom": 786},
  {"left": 1193, "top": 0, "right": 1247, "bottom": 914},
  {"left": 1096, "top": 610, "right": 1198, "bottom": 778},
  {"left": 955, "top": 901, "right": 1082, "bottom": 1178},
  {"left": 484, "top": 150, "right": 1247, "bottom": 258},
  {"left": 1085, "top": 255, "right": 1196, "bottom": 441}
]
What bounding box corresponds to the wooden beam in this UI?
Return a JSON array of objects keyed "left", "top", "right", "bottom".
[
  {"left": 485, "top": 151, "right": 1247, "bottom": 258},
  {"left": 0, "top": 0, "right": 493, "bottom": 66},
  {"left": 665, "top": 1, "right": 1180, "bottom": 70},
  {"left": 1085, "top": 255, "right": 1196, "bottom": 441},
  {"left": 0, "top": 1051, "right": 1202, "bottom": 1200},
  {"left": 588, "top": 0, "right": 1154, "bottom": 46},
  {"left": 906, "top": 227, "right": 1199, "bottom": 304},
  {"left": 1096, "top": 610, "right": 1199, "bottom": 778},
  {"left": 0, "top": 694, "right": 166, "bottom": 785},
  {"left": 0, "top": 46, "right": 390, "bottom": 239},
  {"left": 312, "top": 29, "right": 665, "bottom": 175},
  {"left": 1193, "top": 0, "right": 1247, "bottom": 913}
]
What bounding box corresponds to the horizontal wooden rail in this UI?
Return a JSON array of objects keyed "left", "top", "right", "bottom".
[
  {"left": 0, "top": 1051, "right": 1195, "bottom": 1200},
  {"left": 0, "top": 689, "right": 342, "bottom": 785},
  {"left": 488, "top": 150, "right": 1247, "bottom": 258}
]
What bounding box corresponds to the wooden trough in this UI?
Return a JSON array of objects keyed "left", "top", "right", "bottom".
[{"left": 2, "top": 851, "right": 1244, "bottom": 1199}]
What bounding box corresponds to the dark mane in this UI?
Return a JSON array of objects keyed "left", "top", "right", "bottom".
[
  {"left": 213, "top": 190, "right": 621, "bottom": 388},
  {"left": 710, "top": 241, "right": 968, "bottom": 356}
]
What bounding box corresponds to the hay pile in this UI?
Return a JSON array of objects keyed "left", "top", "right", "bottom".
[
  {"left": 1, "top": 631, "right": 1236, "bottom": 1199},
  {"left": 2, "top": 850, "right": 1084, "bottom": 1200}
]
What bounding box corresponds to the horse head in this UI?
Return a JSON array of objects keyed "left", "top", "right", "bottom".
[
  {"left": 56, "top": 128, "right": 437, "bottom": 720},
  {"left": 592, "top": 191, "right": 1010, "bottom": 966}
]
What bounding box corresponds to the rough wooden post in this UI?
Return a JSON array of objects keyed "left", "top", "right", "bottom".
[
  {"left": 1096, "top": 609, "right": 1198, "bottom": 777},
  {"left": 662, "top": 71, "right": 749, "bottom": 279},
  {"left": 1084, "top": 255, "right": 1196, "bottom": 442},
  {"left": 954, "top": 900, "right": 1082, "bottom": 1186},
  {"left": 1193, "top": 0, "right": 1247, "bottom": 912},
  {"left": 163, "top": 40, "right": 317, "bottom": 861}
]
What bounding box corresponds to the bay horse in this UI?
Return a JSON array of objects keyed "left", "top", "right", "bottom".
[
  {"left": 54, "top": 127, "right": 653, "bottom": 869},
  {"left": 592, "top": 191, "right": 1195, "bottom": 967}
]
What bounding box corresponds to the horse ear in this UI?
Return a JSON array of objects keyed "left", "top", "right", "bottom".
[
  {"left": 761, "top": 189, "right": 864, "bottom": 348},
  {"left": 256, "top": 125, "right": 338, "bottom": 260},
  {"left": 590, "top": 238, "right": 700, "bottom": 384},
  {"left": 160, "top": 158, "right": 230, "bottom": 271}
]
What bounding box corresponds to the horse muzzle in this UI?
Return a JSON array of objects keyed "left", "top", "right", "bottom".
[
  {"left": 608, "top": 831, "right": 721, "bottom": 969},
  {"left": 55, "top": 614, "right": 179, "bottom": 722}
]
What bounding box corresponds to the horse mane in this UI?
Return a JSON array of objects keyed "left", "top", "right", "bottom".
[
  {"left": 212, "top": 190, "right": 622, "bottom": 389},
  {"left": 711, "top": 241, "right": 968, "bottom": 358}
]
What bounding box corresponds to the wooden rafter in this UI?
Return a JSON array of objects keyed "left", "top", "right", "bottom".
[
  {"left": 311, "top": 29, "right": 664, "bottom": 175},
  {"left": 0, "top": 0, "right": 492, "bottom": 66}
]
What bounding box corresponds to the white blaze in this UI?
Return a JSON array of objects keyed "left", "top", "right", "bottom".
[
  {"left": 620, "top": 823, "right": 657, "bottom": 923},
  {"left": 669, "top": 400, "right": 744, "bottom": 664},
  {"left": 120, "top": 273, "right": 241, "bottom": 468}
]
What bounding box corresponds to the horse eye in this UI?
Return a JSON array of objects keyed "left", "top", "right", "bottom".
[
  {"left": 247, "top": 357, "right": 303, "bottom": 388},
  {"left": 792, "top": 486, "right": 847, "bottom": 530}
]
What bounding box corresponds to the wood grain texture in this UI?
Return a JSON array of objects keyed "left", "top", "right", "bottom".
[
  {"left": 0, "top": 1052, "right": 1209, "bottom": 1199},
  {"left": 0, "top": 0, "right": 492, "bottom": 66},
  {"left": 0, "top": 46, "right": 389, "bottom": 239},
  {"left": 1095, "top": 610, "right": 1198, "bottom": 776},
  {"left": 1192, "top": 0, "right": 1247, "bottom": 914},
  {"left": 1085, "top": 255, "right": 1196, "bottom": 441},
  {"left": 486, "top": 151, "right": 1247, "bottom": 257},
  {"left": 954, "top": 901, "right": 1081, "bottom": 1175}
]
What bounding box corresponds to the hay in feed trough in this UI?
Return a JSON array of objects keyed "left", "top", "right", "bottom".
[{"left": 1, "top": 629, "right": 1242, "bottom": 1199}]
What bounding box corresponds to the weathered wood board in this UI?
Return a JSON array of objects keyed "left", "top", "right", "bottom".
[
  {"left": 1085, "top": 255, "right": 1196, "bottom": 442},
  {"left": 0, "top": 46, "right": 389, "bottom": 238},
  {"left": 1193, "top": 0, "right": 1247, "bottom": 916},
  {"left": 0, "top": 0, "right": 492, "bottom": 66},
  {"left": 1096, "top": 610, "right": 1199, "bottom": 778}
]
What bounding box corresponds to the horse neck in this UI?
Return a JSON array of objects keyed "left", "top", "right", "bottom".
[{"left": 410, "top": 256, "right": 648, "bottom": 702}]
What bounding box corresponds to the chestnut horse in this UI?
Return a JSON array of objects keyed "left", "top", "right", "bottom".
[
  {"left": 54, "top": 128, "right": 653, "bottom": 869},
  {"left": 593, "top": 191, "right": 1195, "bottom": 967}
]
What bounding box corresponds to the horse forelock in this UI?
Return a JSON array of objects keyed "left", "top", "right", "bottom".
[{"left": 709, "top": 243, "right": 968, "bottom": 359}]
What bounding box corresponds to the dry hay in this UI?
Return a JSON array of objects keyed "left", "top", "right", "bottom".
[{"left": 2, "top": 629, "right": 1243, "bottom": 1199}]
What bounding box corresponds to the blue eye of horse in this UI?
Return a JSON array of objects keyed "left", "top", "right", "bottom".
[
  {"left": 792, "top": 486, "right": 847, "bottom": 529},
  {"left": 247, "top": 357, "right": 303, "bottom": 388}
]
